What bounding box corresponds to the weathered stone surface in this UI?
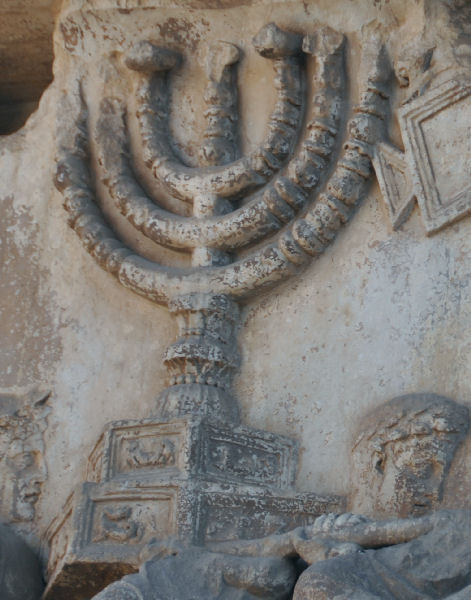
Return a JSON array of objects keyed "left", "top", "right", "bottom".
[
  {"left": 93, "top": 546, "right": 297, "bottom": 600},
  {"left": 5, "top": 2, "right": 471, "bottom": 599},
  {"left": 373, "top": 142, "right": 415, "bottom": 230},
  {"left": 350, "top": 393, "right": 469, "bottom": 518},
  {"left": 42, "top": 11, "right": 387, "bottom": 596},
  {"left": 0, "top": 388, "right": 50, "bottom": 526},
  {"left": 290, "top": 394, "right": 471, "bottom": 598},
  {"left": 83, "top": 395, "right": 471, "bottom": 600},
  {"left": 86, "top": 416, "right": 299, "bottom": 487},
  {"left": 44, "top": 414, "right": 343, "bottom": 599},
  {"left": 399, "top": 78, "right": 471, "bottom": 234}
]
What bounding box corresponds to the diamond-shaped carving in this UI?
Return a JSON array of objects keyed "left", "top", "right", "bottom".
[
  {"left": 373, "top": 142, "right": 416, "bottom": 229},
  {"left": 399, "top": 78, "right": 471, "bottom": 234}
]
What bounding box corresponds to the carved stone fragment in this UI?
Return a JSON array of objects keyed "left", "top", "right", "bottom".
[
  {"left": 44, "top": 415, "right": 343, "bottom": 599},
  {"left": 93, "top": 546, "right": 297, "bottom": 600},
  {"left": 373, "top": 3, "right": 471, "bottom": 234},
  {"left": 350, "top": 393, "right": 469, "bottom": 518},
  {"left": 373, "top": 142, "right": 415, "bottom": 229},
  {"left": 43, "top": 13, "right": 394, "bottom": 597},
  {"left": 88, "top": 393, "right": 470, "bottom": 600},
  {"left": 0, "top": 389, "right": 50, "bottom": 525},
  {"left": 399, "top": 78, "right": 471, "bottom": 233},
  {"left": 55, "top": 22, "right": 390, "bottom": 420}
]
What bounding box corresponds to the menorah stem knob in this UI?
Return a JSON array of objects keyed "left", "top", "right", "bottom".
[{"left": 158, "top": 293, "right": 240, "bottom": 423}]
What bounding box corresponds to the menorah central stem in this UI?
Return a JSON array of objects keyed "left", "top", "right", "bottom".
[
  {"left": 158, "top": 292, "right": 241, "bottom": 423},
  {"left": 191, "top": 193, "right": 233, "bottom": 268}
]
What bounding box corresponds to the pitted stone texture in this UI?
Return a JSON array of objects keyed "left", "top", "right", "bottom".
[
  {"left": 350, "top": 394, "right": 469, "bottom": 519},
  {"left": 44, "top": 415, "right": 343, "bottom": 599},
  {"left": 83, "top": 509, "right": 471, "bottom": 600},
  {"left": 54, "top": 18, "right": 390, "bottom": 429},
  {"left": 6, "top": 2, "right": 471, "bottom": 593},
  {"left": 195, "top": 395, "right": 471, "bottom": 599},
  {"left": 373, "top": 4, "right": 471, "bottom": 235},
  {"left": 0, "top": 388, "right": 50, "bottom": 526},
  {"left": 399, "top": 78, "right": 471, "bottom": 234},
  {"left": 85, "top": 416, "right": 298, "bottom": 488},
  {"left": 44, "top": 482, "right": 340, "bottom": 600}
]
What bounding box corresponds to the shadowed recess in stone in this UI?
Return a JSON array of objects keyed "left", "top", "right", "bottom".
[{"left": 0, "top": 2, "right": 58, "bottom": 135}]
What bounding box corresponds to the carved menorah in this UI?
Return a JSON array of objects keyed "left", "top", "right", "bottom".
[
  {"left": 45, "top": 23, "right": 395, "bottom": 598},
  {"left": 55, "top": 23, "right": 390, "bottom": 424}
]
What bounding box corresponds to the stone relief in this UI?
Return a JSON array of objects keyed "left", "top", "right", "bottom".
[
  {"left": 93, "top": 506, "right": 142, "bottom": 544},
  {"left": 374, "top": 1, "right": 471, "bottom": 233},
  {"left": 54, "top": 20, "right": 390, "bottom": 423},
  {"left": 43, "top": 14, "right": 391, "bottom": 597},
  {"left": 126, "top": 437, "right": 176, "bottom": 469},
  {"left": 350, "top": 394, "right": 469, "bottom": 519},
  {"left": 0, "top": 388, "right": 50, "bottom": 525},
  {"left": 3, "top": 2, "right": 471, "bottom": 600},
  {"left": 43, "top": 414, "right": 341, "bottom": 599},
  {"left": 91, "top": 394, "right": 471, "bottom": 600}
]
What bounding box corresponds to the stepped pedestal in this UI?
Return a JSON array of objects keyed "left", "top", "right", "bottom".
[{"left": 43, "top": 416, "right": 344, "bottom": 599}]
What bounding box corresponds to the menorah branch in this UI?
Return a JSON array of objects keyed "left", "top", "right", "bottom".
[
  {"left": 199, "top": 42, "right": 241, "bottom": 167},
  {"left": 55, "top": 26, "right": 392, "bottom": 431},
  {"left": 95, "top": 28, "right": 345, "bottom": 256},
  {"left": 128, "top": 25, "right": 304, "bottom": 203}
]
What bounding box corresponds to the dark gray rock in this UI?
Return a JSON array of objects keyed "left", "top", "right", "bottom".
[
  {"left": 0, "top": 523, "right": 44, "bottom": 600},
  {"left": 92, "top": 547, "right": 296, "bottom": 600}
]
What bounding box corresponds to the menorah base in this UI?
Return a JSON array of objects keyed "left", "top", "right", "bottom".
[
  {"left": 43, "top": 415, "right": 344, "bottom": 600},
  {"left": 157, "top": 383, "right": 240, "bottom": 423}
]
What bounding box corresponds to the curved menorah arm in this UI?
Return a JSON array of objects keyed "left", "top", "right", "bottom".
[
  {"left": 95, "top": 27, "right": 345, "bottom": 253},
  {"left": 56, "top": 40, "right": 390, "bottom": 306},
  {"left": 199, "top": 41, "right": 241, "bottom": 167},
  {"left": 55, "top": 108, "right": 289, "bottom": 304},
  {"left": 127, "top": 24, "right": 304, "bottom": 203},
  {"left": 54, "top": 92, "right": 173, "bottom": 305},
  {"left": 125, "top": 44, "right": 180, "bottom": 167},
  {"left": 118, "top": 45, "right": 392, "bottom": 301},
  {"left": 269, "top": 46, "right": 392, "bottom": 270},
  {"left": 55, "top": 94, "right": 280, "bottom": 303},
  {"left": 94, "top": 98, "right": 280, "bottom": 251}
]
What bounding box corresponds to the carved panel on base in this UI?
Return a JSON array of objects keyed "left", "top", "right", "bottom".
[
  {"left": 87, "top": 416, "right": 298, "bottom": 488},
  {"left": 195, "top": 490, "right": 343, "bottom": 544},
  {"left": 44, "top": 415, "right": 344, "bottom": 599}
]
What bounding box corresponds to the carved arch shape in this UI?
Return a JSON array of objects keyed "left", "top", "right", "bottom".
[
  {"left": 93, "top": 27, "right": 346, "bottom": 252},
  {"left": 55, "top": 27, "right": 391, "bottom": 305},
  {"left": 127, "top": 24, "right": 306, "bottom": 204}
]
